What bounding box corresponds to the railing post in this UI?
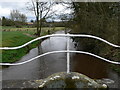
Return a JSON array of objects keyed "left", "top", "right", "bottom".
[{"left": 67, "top": 33, "right": 70, "bottom": 73}]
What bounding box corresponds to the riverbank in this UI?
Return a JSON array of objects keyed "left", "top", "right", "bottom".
[
  {"left": 2, "top": 30, "right": 119, "bottom": 88},
  {"left": 70, "top": 30, "right": 120, "bottom": 74},
  {"left": 1, "top": 27, "right": 64, "bottom": 63}
]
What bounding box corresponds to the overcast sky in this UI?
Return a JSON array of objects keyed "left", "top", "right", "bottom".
[{"left": 0, "top": 1, "right": 72, "bottom": 22}]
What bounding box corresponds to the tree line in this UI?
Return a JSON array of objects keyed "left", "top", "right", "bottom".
[
  {"left": 1, "top": 10, "right": 27, "bottom": 28},
  {"left": 68, "top": 2, "right": 120, "bottom": 66}
]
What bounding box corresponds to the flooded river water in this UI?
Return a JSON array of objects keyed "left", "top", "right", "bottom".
[{"left": 2, "top": 30, "right": 120, "bottom": 88}]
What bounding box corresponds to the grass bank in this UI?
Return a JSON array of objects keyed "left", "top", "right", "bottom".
[
  {"left": 1, "top": 27, "right": 64, "bottom": 63},
  {"left": 1, "top": 31, "right": 38, "bottom": 63}
]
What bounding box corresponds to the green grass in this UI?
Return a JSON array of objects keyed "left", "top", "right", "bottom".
[
  {"left": 110, "top": 64, "right": 120, "bottom": 74},
  {"left": 0, "top": 26, "right": 16, "bottom": 29},
  {"left": 109, "top": 51, "right": 120, "bottom": 74},
  {"left": 1, "top": 27, "right": 65, "bottom": 63},
  {"left": 0, "top": 26, "right": 65, "bottom": 32},
  {"left": 1, "top": 31, "right": 38, "bottom": 63},
  {"left": 2, "top": 31, "right": 32, "bottom": 47}
]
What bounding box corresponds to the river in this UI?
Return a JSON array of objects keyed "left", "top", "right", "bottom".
[{"left": 2, "top": 30, "right": 120, "bottom": 88}]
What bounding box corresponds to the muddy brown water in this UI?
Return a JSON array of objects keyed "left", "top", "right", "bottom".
[
  {"left": 71, "top": 53, "right": 108, "bottom": 79},
  {"left": 1, "top": 30, "right": 120, "bottom": 87}
]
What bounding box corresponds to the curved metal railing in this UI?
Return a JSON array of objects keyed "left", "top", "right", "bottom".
[
  {"left": 0, "top": 34, "right": 120, "bottom": 50},
  {"left": 0, "top": 50, "right": 120, "bottom": 66},
  {"left": 0, "top": 34, "right": 120, "bottom": 72}
]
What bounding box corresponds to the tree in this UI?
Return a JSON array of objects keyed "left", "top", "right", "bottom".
[
  {"left": 1, "top": 16, "right": 14, "bottom": 26},
  {"left": 69, "top": 2, "right": 120, "bottom": 58},
  {"left": 0, "top": 17, "right": 2, "bottom": 25},
  {"left": 59, "top": 13, "right": 73, "bottom": 33},
  {"left": 30, "top": 19, "right": 34, "bottom": 23},
  {"left": 10, "top": 10, "right": 27, "bottom": 22},
  {"left": 19, "top": 14, "right": 27, "bottom": 22},
  {"left": 28, "top": 0, "right": 56, "bottom": 36}
]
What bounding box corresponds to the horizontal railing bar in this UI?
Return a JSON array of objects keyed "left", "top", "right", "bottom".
[
  {"left": 0, "top": 34, "right": 120, "bottom": 50},
  {"left": 0, "top": 50, "right": 120, "bottom": 66}
]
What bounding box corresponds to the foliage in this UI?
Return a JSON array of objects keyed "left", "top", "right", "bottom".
[
  {"left": 2, "top": 16, "right": 27, "bottom": 27},
  {"left": 71, "top": 2, "right": 120, "bottom": 72},
  {"left": 70, "top": 2, "right": 119, "bottom": 53},
  {"left": 70, "top": 2, "right": 120, "bottom": 72},
  {"left": 2, "top": 10, "right": 27, "bottom": 27}
]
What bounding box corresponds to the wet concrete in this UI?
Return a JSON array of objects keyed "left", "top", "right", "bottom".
[{"left": 1, "top": 30, "right": 120, "bottom": 88}]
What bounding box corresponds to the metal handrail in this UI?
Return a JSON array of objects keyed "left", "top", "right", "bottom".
[
  {"left": 0, "top": 34, "right": 120, "bottom": 70},
  {"left": 0, "top": 50, "right": 120, "bottom": 66},
  {"left": 0, "top": 34, "right": 120, "bottom": 50}
]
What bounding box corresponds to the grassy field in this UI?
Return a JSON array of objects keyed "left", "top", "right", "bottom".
[
  {"left": 0, "top": 26, "right": 64, "bottom": 63},
  {"left": 0, "top": 26, "right": 64, "bottom": 32}
]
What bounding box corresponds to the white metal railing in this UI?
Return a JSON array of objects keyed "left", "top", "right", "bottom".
[
  {"left": 0, "top": 34, "right": 120, "bottom": 73},
  {"left": 67, "top": 34, "right": 70, "bottom": 73},
  {"left": 0, "top": 34, "right": 120, "bottom": 50}
]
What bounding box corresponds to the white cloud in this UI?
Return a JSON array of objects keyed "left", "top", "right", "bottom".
[
  {"left": 0, "top": 6, "right": 11, "bottom": 17},
  {"left": 0, "top": 1, "right": 73, "bottom": 22},
  {"left": 0, "top": 2, "right": 35, "bottom": 21},
  {"left": 0, "top": 0, "right": 30, "bottom": 2}
]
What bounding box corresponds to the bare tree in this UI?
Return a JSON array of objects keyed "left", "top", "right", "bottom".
[
  {"left": 28, "top": 0, "right": 56, "bottom": 37},
  {"left": 19, "top": 14, "right": 27, "bottom": 22},
  {"left": 10, "top": 10, "right": 19, "bottom": 21},
  {"left": 10, "top": 10, "right": 27, "bottom": 22}
]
